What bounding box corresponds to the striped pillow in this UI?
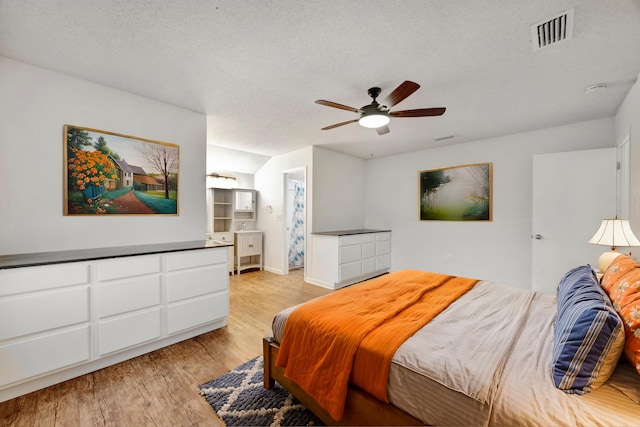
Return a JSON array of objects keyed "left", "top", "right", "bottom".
[{"left": 552, "top": 265, "right": 625, "bottom": 393}]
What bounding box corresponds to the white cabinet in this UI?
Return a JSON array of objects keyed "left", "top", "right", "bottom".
[
  {"left": 234, "top": 189, "right": 255, "bottom": 211},
  {"left": 309, "top": 231, "right": 391, "bottom": 289},
  {"left": 0, "top": 263, "right": 91, "bottom": 389},
  {"left": 96, "top": 255, "right": 163, "bottom": 356},
  {"left": 165, "top": 249, "right": 229, "bottom": 334},
  {"left": 232, "top": 189, "right": 257, "bottom": 231},
  {"left": 0, "top": 247, "right": 229, "bottom": 403},
  {"left": 234, "top": 231, "right": 263, "bottom": 274}
]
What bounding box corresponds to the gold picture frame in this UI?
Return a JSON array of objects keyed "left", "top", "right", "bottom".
[
  {"left": 63, "top": 125, "right": 179, "bottom": 215},
  {"left": 419, "top": 162, "right": 492, "bottom": 221}
]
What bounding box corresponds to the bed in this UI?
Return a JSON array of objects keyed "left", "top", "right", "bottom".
[{"left": 263, "top": 263, "right": 640, "bottom": 426}]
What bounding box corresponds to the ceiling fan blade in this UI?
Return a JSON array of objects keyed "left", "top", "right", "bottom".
[
  {"left": 390, "top": 107, "right": 446, "bottom": 118},
  {"left": 321, "top": 119, "right": 358, "bottom": 130},
  {"left": 315, "top": 99, "right": 359, "bottom": 113},
  {"left": 382, "top": 81, "right": 420, "bottom": 108},
  {"left": 376, "top": 125, "right": 390, "bottom": 136}
]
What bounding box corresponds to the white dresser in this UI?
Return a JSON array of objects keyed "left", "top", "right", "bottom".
[
  {"left": 0, "top": 242, "right": 230, "bottom": 403},
  {"left": 309, "top": 230, "right": 391, "bottom": 289}
]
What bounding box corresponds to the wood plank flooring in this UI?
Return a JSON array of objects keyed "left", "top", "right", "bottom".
[{"left": 0, "top": 268, "right": 331, "bottom": 427}]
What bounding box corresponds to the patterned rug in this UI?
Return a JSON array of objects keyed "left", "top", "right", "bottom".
[{"left": 199, "top": 356, "right": 324, "bottom": 426}]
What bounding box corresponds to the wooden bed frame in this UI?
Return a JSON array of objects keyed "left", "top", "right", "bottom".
[{"left": 262, "top": 337, "right": 423, "bottom": 426}]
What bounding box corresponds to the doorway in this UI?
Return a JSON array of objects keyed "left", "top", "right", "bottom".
[{"left": 283, "top": 168, "right": 306, "bottom": 275}]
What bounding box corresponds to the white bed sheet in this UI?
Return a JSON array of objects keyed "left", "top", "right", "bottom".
[
  {"left": 489, "top": 292, "right": 640, "bottom": 427},
  {"left": 271, "top": 279, "right": 640, "bottom": 426}
]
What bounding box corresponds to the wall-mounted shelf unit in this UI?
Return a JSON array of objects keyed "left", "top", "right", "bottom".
[
  {"left": 211, "top": 188, "right": 233, "bottom": 233},
  {"left": 233, "top": 189, "right": 257, "bottom": 230}
]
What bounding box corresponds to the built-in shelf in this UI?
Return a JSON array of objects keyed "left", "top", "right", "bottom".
[{"left": 210, "top": 188, "right": 258, "bottom": 233}]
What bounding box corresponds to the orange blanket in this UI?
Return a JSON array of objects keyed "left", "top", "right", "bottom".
[{"left": 275, "top": 269, "right": 478, "bottom": 420}]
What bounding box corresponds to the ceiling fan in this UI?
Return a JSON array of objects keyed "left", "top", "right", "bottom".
[{"left": 315, "top": 81, "right": 446, "bottom": 135}]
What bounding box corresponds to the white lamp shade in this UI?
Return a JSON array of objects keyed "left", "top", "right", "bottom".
[
  {"left": 358, "top": 113, "right": 390, "bottom": 128},
  {"left": 588, "top": 219, "right": 640, "bottom": 248}
]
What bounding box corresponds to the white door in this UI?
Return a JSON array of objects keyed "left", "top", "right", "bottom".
[{"left": 531, "top": 148, "right": 616, "bottom": 294}]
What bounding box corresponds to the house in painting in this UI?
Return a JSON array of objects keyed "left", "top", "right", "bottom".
[
  {"left": 105, "top": 158, "right": 162, "bottom": 191},
  {"left": 134, "top": 174, "right": 164, "bottom": 192}
]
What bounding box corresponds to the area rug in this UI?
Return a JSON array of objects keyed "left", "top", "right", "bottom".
[{"left": 199, "top": 356, "right": 324, "bottom": 426}]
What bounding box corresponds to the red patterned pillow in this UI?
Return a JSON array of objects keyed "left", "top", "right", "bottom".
[
  {"left": 607, "top": 266, "right": 640, "bottom": 375},
  {"left": 601, "top": 255, "right": 640, "bottom": 293}
]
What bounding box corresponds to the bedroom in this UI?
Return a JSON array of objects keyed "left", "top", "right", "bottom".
[{"left": 1, "top": 0, "right": 640, "bottom": 425}]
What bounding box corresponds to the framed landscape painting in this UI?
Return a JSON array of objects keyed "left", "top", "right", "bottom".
[
  {"left": 63, "top": 125, "right": 179, "bottom": 215},
  {"left": 419, "top": 162, "right": 492, "bottom": 221}
]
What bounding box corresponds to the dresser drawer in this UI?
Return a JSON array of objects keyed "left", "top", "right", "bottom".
[
  {"left": 361, "top": 233, "right": 376, "bottom": 243},
  {"left": 376, "top": 240, "right": 391, "bottom": 255},
  {"left": 165, "top": 248, "right": 227, "bottom": 271},
  {"left": 362, "top": 257, "right": 376, "bottom": 275},
  {"left": 167, "top": 292, "right": 229, "bottom": 335},
  {"left": 362, "top": 242, "right": 376, "bottom": 259},
  {"left": 211, "top": 232, "right": 234, "bottom": 244},
  {"left": 377, "top": 254, "right": 391, "bottom": 270},
  {"left": 98, "top": 309, "right": 161, "bottom": 355},
  {"left": 339, "top": 235, "right": 361, "bottom": 246},
  {"left": 99, "top": 276, "right": 161, "bottom": 318},
  {"left": 0, "top": 263, "right": 89, "bottom": 296},
  {"left": 97, "top": 255, "right": 160, "bottom": 281},
  {"left": 340, "top": 261, "right": 362, "bottom": 282},
  {"left": 166, "top": 264, "right": 227, "bottom": 303},
  {"left": 0, "top": 287, "right": 89, "bottom": 341},
  {"left": 376, "top": 232, "right": 391, "bottom": 241},
  {"left": 0, "top": 326, "right": 90, "bottom": 387},
  {"left": 339, "top": 244, "right": 361, "bottom": 264}
]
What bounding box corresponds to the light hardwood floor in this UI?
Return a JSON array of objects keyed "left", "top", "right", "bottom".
[{"left": 0, "top": 268, "right": 331, "bottom": 427}]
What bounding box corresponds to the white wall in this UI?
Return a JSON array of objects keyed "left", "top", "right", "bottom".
[
  {"left": 255, "top": 146, "right": 313, "bottom": 275},
  {"left": 615, "top": 73, "right": 640, "bottom": 234},
  {"left": 364, "top": 117, "right": 615, "bottom": 289},
  {"left": 254, "top": 145, "right": 366, "bottom": 278},
  {"left": 206, "top": 144, "right": 269, "bottom": 175},
  {"left": 311, "top": 146, "right": 366, "bottom": 232},
  {"left": 0, "top": 56, "right": 207, "bottom": 255}
]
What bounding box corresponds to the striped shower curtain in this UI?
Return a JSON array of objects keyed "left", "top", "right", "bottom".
[{"left": 288, "top": 181, "right": 305, "bottom": 268}]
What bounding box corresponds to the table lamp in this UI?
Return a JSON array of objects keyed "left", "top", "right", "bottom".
[{"left": 588, "top": 218, "right": 640, "bottom": 272}]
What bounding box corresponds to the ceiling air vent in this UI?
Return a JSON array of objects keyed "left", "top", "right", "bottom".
[{"left": 531, "top": 9, "right": 574, "bottom": 51}]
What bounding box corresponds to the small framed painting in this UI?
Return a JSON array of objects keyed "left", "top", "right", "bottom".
[
  {"left": 419, "top": 162, "right": 492, "bottom": 221},
  {"left": 63, "top": 125, "right": 179, "bottom": 215}
]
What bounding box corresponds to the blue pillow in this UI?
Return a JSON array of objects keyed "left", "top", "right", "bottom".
[{"left": 552, "top": 265, "right": 625, "bottom": 394}]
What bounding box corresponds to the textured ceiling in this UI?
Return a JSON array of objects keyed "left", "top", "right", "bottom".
[{"left": 1, "top": 0, "right": 640, "bottom": 167}]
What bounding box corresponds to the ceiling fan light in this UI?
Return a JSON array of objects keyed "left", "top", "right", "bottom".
[{"left": 359, "top": 113, "right": 390, "bottom": 129}]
